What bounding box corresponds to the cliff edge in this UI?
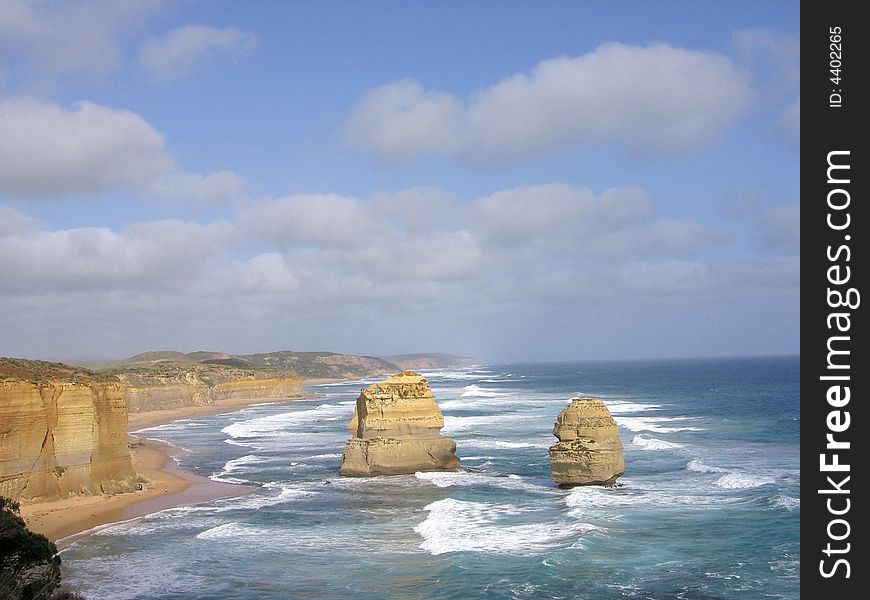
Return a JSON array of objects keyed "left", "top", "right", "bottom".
[
  {"left": 115, "top": 364, "right": 304, "bottom": 414},
  {"left": 0, "top": 359, "right": 137, "bottom": 502}
]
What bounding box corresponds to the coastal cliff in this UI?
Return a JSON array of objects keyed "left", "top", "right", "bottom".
[
  {"left": 0, "top": 360, "right": 137, "bottom": 502},
  {"left": 549, "top": 397, "right": 625, "bottom": 486},
  {"left": 340, "top": 372, "right": 460, "bottom": 476},
  {"left": 117, "top": 365, "right": 304, "bottom": 414}
]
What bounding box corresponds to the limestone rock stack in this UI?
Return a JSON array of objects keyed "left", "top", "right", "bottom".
[
  {"left": 339, "top": 372, "right": 460, "bottom": 476},
  {"left": 549, "top": 397, "right": 624, "bottom": 486}
]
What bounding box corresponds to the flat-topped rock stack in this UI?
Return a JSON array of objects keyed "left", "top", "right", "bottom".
[
  {"left": 549, "top": 397, "right": 625, "bottom": 486},
  {"left": 339, "top": 372, "right": 460, "bottom": 476}
]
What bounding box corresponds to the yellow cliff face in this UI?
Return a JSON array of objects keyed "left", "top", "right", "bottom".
[
  {"left": 0, "top": 380, "right": 137, "bottom": 502},
  {"left": 210, "top": 378, "right": 304, "bottom": 401},
  {"left": 123, "top": 375, "right": 304, "bottom": 413}
]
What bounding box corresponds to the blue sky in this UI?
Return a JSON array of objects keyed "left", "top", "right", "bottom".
[{"left": 0, "top": 1, "right": 799, "bottom": 362}]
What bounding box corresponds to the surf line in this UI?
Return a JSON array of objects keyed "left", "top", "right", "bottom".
[{"left": 818, "top": 149, "right": 856, "bottom": 580}]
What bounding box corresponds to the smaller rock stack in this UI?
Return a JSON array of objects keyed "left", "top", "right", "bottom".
[
  {"left": 339, "top": 372, "right": 460, "bottom": 476},
  {"left": 549, "top": 397, "right": 624, "bottom": 486}
]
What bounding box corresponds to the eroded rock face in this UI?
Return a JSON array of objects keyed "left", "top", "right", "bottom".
[
  {"left": 121, "top": 371, "right": 304, "bottom": 414},
  {"left": 340, "top": 372, "right": 460, "bottom": 476},
  {"left": 549, "top": 397, "right": 624, "bottom": 486},
  {"left": 0, "top": 380, "right": 137, "bottom": 501}
]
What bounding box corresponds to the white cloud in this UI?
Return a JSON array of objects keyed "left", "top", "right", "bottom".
[
  {"left": 240, "top": 193, "right": 375, "bottom": 247},
  {"left": 0, "top": 205, "right": 37, "bottom": 236},
  {"left": 731, "top": 29, "right": 799, "bottom": 96},
  {"left": 468, "top": 185, "right": 652, "bottom": 243},
  {"left": 0, "top": 97, "right": 243, "bottom": 201},
  {"left": 347, "top": 43, "right": 751, "bottom": 159},
  {"left": 139, "top": 24, "right": 258, "bottom": 80},
  {"left": 346, "top": 80, "right": 464, "bottom": 158},
  {"left": 0, "top": 97, "right": 169, "bottom": 197},
  {"left": 0, "top": 218, "right": 230, "bottom": 292},
  {"left": 0, "top": 0, "right": 161, "bottom": 78},
  {"left": 0, "top": 183, "right": 797, "bottom": 360},
  {"left": 155, "top": 171, "right": 248, "bottom": 205}
]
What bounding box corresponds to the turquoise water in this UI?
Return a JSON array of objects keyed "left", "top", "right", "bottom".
[{"left": 61, "top": 356, "right": 800, "bottom": 599}]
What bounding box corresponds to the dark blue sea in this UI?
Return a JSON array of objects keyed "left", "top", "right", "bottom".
[{"left": 61, "top": 356, "right": 800, "bottom": 599}]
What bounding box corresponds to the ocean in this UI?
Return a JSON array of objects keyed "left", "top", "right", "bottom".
[{"left": 60, "top": 356, "right": 800, "bottom": 599}]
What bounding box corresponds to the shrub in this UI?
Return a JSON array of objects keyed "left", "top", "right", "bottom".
[{"left": 0, "top": 496, "right": 61, "bottom": 600}]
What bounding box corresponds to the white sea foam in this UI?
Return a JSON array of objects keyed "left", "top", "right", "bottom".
[
  {"left": 616, "top": 416, "right": 705, "bottom": 433},
  {"left": 415, "top": 471, "right": 553, "bottom": 493},
  {"left": 206, "top": 483, "right": 315, "bottom": 512},
  {"left": 606, "top": 401, "right": 663, "bottom": 414},
  {"left": 311, "top": 378, "right": 380, "bottom": 387},
  {"left": 195, "top": 522, "right": 263, "bottom": 541},
  {"left": 442, "top": 413, "right": 537, "bottom": 433},
  {"left": 210, "top": 454, "right": 276, "bottom": 483},
  {"left": 93, "top": 513, "right": 222, "bottom": 537},
  {"left": 686, "top": 460, "right": 726, "bottom": 473},
  {"left": 460, "top": 439, "right": 551, "bottom": 450},
  {"left": 714, "top": 473, "right": 776, "bottom": 489},
  {"left": 460, "top": 384, "right": 507, "bottom": 398},
  {"left": 221, "top": 402, "right": 353, "bottom": 440},
  {"left": 417, "top": 369, "right": 488, "bottom": 380},
  {"left": 632, "top": 435, "right": 683, "bottom": 451},
  {"left": 565, "top": 480, "right": 740, "bottom": 513},
  {"left": 309, "top": 452, "right": 342, "bottom": 459},
  {"left": 770, "top": 495, "right": 800, "bottom": 511},
  {"left": 414, "top": 498, "right": 598, "bottom": 555},
  {"left": 438, "top": 396, "right": 521, "bottom": 410},
  {"left": 564, "top": 487, "right": 638, "bottom": 510}
]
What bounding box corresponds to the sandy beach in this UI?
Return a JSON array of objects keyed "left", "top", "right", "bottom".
[{"left": 21, "top": 393, "right": 314, "bottom": 547}]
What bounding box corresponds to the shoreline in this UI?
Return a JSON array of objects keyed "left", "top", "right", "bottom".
[{"left": 21, "top": 392, "right": 321, "bottom": 547}]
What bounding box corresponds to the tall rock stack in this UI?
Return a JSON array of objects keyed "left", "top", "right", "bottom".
[
  {"left": 549, "top": 397, "right": 624, "bottom": 486},
  {"left": 339, "top": 372, "right": 460, "bottom": 476}
]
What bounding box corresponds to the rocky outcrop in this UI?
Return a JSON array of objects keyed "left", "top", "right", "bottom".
[
  {"left": 340, "top": 372, "right": 460, "bottom": 476},
  {"left": 0, "top": 378, "right": 137, "bottom": 502},
  {"left": 549, "top": 397, "right": 624, "bottom": 486}
]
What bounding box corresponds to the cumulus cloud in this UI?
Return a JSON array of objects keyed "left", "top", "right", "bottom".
[
  {"left": 139, "top": 25, "right": 258, "bottom": 80},
  {"left": 0, "top": 184, "right": 797, "bottom": 359},
  {"left": 240, "top": 193, "right": 376, "bottom": 247},
  {"left": 347, "top": 43, "right": 752, "bottom": 159},
  {"left": 0, "top": 184, "right": 733, "bottom": 300},
  {"left": 0, "top": 97, "right": 243, "bottom": 201},
  {"left": 0, "top": 0, "right": 161, "bottom": 78},
  {"left": 0, "top": 217, "right": 231, "bottom": 292},
  {"left": 0, "top": 97, "right": 169, "bottom": 197}
]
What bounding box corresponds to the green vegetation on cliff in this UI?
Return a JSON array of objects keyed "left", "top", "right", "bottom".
[
  {"left": 0, "top": 358, "right": 115, "bottom": 384},
  {"left": 100, "top": 350, "right": 399, "bottom": 380},
  {"left": 96, "top": 350, "right": 479, "bottom": 380}
]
